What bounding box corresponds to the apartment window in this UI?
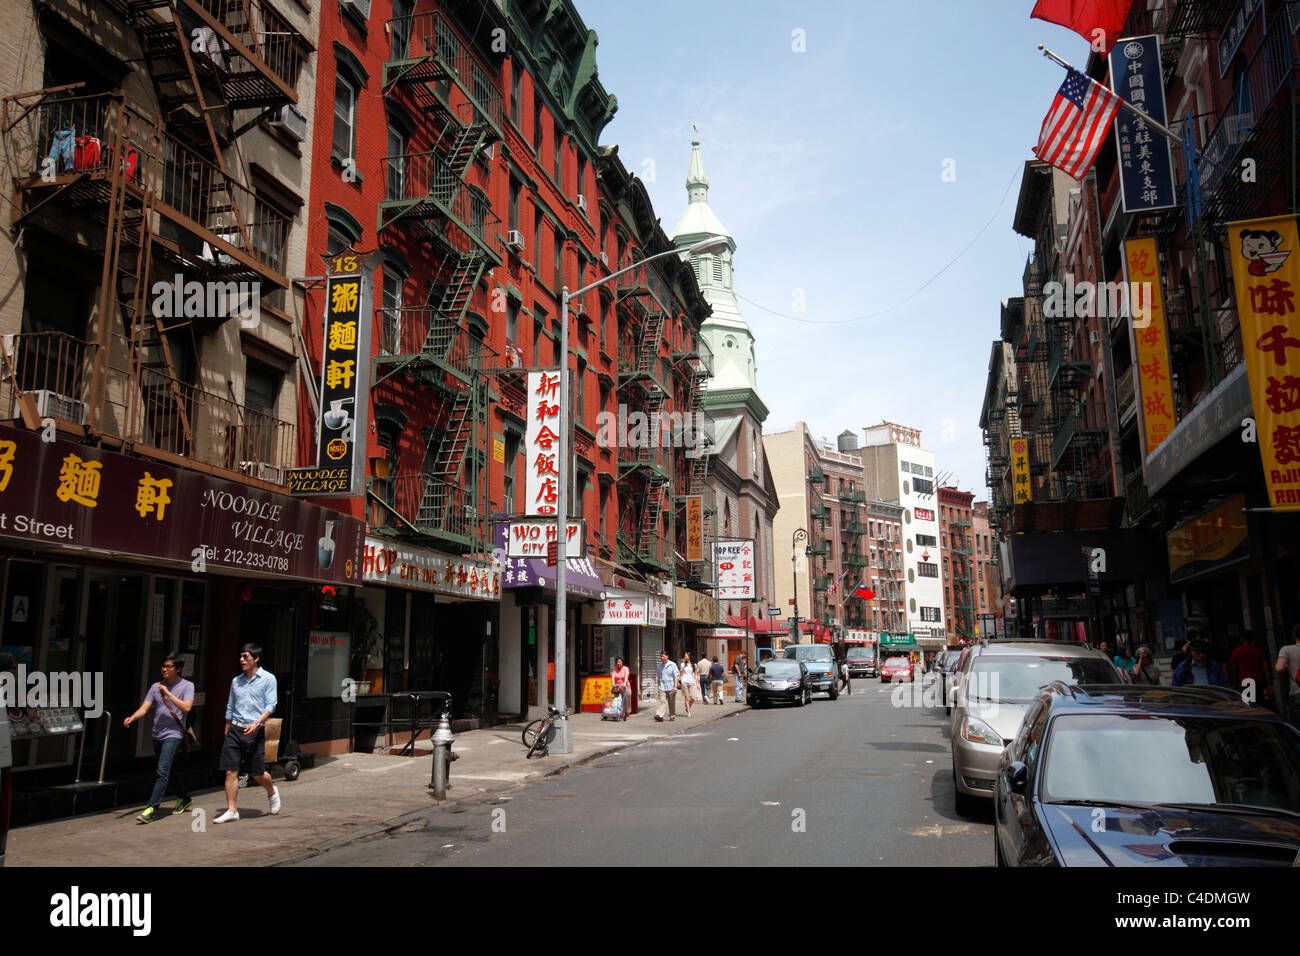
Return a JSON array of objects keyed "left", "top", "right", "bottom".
[
  {"left": 333, "top": 72, "right": 356, "bottom": 160},
  {"left": 534, "top": 212, "right": 544, "bottom": 272},
  {"left": 381, "top": 270, "right": 403, "bottom": 354},
  {"left": 251, "top": 195, "right": 287, "bottom": 310},
  {"left": 577, "top": 261, "right": 586, "bottom": 306},
  {"left": 503, "top": 432, "right": 521, "bottom": 511},
  {"left": 507, "top": 300, "right": 519, "bottom": 345},
  {"left": 573, "top": 359, "right": 585, "bottom": 424},
  {"left": 509, "top": 61, "right": 522, "bottom": 125},
  {"left": 574, "top": 470, "right": 588, "bottom": 520},
  {"left": 509, "top": 178, "right": 521, "bottom": 232},
  {"left": 599, "top": 481, "right": 609, "bottom": 543},
  {"left": 599, "top": 298, "right": 607, "bottom": 353},
  {"left": 553, "top": 231, "right": 563, "bottom": 289},
  {"left": 553, "top": 127, "right": 562, "bottom": 185},
  {"left": 577, "top": 153, "right": 587, "bottom": 205},
  {"left": 386, "top": 125, "right": 406, "bottom": 200},
  {"left": 243, "top": 359, "right": 283, "bottom": 462},
  {"left": 533, "top": 95, "right": 543, "bottom": 154},
  {"left": 390, "top": 0, "right": 413, "bottom": 58}
]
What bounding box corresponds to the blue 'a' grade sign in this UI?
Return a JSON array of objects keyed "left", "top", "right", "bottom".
[{"left": 1108, "top": 35, "right": 1178, "bottom": 214}]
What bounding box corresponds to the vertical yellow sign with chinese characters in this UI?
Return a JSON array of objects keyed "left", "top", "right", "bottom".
[
  {"left": 685, "top": 494, "right": 702, "bottom": 562},
  {"left": 1123, "top": 237, "right": 1175, "bottom": 456},
  {"left": 1010, "top": 437, "right": 1031, "bottom": 505},
  {"left": 1228, "top": 215, "right": 1300, "bottom": 510}
]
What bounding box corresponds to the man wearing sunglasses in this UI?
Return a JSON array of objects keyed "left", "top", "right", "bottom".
[
  {"left": 214, "top": 644, "right": 280, "bottom": 824},
  {"left": 124, "top": 652, "right": 195, "bottom": 824}
]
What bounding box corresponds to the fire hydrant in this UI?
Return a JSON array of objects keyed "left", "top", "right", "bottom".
[{"left": 429, "top": 710, "right": 456, "bottom": 800}]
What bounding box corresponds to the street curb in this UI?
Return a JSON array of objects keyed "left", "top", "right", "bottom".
[{"left": 271, "top": 704, "right": 750, "bottom": 866}]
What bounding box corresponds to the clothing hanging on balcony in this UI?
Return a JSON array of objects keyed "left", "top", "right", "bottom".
[
  {"left": 48, "top": 127, "right": 75, "bottom": 173},
  {"left": 74, "top": 134, "right": 101, "bottom": 171}
]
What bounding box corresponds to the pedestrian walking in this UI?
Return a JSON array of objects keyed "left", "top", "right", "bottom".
[
  {"left": 709, "top": 657, "right": 726, "bottom": 704},
  {"left": 839, "top": 657, "right": 852, "bottom": 695},
  {"left": 1229, "top": 631, "right": 1270, "bottom": 704},
  {"left": 611, "top": 656, "right": 631, "bottom": 720},
  {"left": 697, "top": 654, "right": 712, "bottom": 704},
  {"left": 1130, "top": 647, "right": 1161, "bottom": 685},
  {"left": 124, "top": 652, "right": 195, "bottom": 824},
  {"left": 679, "top": 651, "right": 698, "bottom": 716},
  {"left": 655, "top": 650, "right": 679, "bottom": 722},
  {"left": 1275, "top": 624, "right": 1300, "bottom": 726},
  {"left": 1112, "top": 644, "right": 1135, "bottom": 674},
  {"left": 732, "top": 653, "right": 747, "bottom": 703},
  {"left": 1171, "top": 639, "right": 1228, "bottom": 688},
  {"left": 214, "top": 643, "right": 281, "bottom": 824}
]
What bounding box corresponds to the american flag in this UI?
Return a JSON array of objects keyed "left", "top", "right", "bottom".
[
  {"left": 1033, "top": 69, "right": 1122, "bottom": 180},
  {"left": 826, "top": 570, "right": 849, "bottom": 598}
]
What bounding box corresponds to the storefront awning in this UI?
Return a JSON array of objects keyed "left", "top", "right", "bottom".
[
  {"left": 494, "top": 522, "right": 605, "bottom": 600},
  {"left": 361, "top": 536, "right": 500, "bottom": 602}
]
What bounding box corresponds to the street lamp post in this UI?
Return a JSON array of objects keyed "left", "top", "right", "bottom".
[
  {"left": 549, "top": 235, "right": 729, "bottom": 754},
  {"left": 791, "top": 527, "right": 807, "bottom": 644}
]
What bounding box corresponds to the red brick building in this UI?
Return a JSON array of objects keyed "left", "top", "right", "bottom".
[{"left": 938, "top": 487, "right": 975, "bottom": 644}]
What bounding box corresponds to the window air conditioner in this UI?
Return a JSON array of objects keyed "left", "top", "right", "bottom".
[
  {"left": 505, "top": 229, "right": 525, "bottom": 251},
  {"left": 14, "top": 389, "right": 88, "bottom": 424},
  {"left": 576, "top": 194, "right": 588, "bottom": 212},
  {"left": 268, "top": 104, "right": 307, "bottom": 143},
  {"left": 240, "top": 461, "right": 286, "bottom": 484},
  {"left": 600, "top": 251, "right": 609, "bottom": 266},
  {"left": 341, "top": 0, "right": 371, "bottom": 19}
]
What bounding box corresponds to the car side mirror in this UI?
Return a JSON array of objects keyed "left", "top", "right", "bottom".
[{"left": 1008, "top": 761, "right": 1029, "bottom": 795}]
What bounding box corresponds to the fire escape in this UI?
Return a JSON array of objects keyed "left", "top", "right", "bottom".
[
  {"left": 368, "top": 9, "right": 504, "bottom": 554},
  {"left": 673, "top": 333, "right": 713, "bottom": 586},
  {"left": 616, "top": 257, "right": 672, "bottom": 573},
  {"left": 1, "top": 0, "right": 305, "bottom": 484},
  {"left": 1019, "top": 254, "right": 1056, "bottom": 502}
]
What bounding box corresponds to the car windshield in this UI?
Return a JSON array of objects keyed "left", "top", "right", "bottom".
[
  {"left": 846, "top": 647, "right": 875, "bottom": 659},
  {"left": 758, "top": 661, "right": 801, "bottom": 677},
  {"left": 785, "top": 646, "right": 832, "bottom": 662},
  {"left": 967, "top": 656, "right": 1117, "bottom": 702},
  {"left": 884, "top": 657, "right": 909, "bottom": 667},
  {"left": 1041, "top": 714, "right": 1300, "bottom": 812}
]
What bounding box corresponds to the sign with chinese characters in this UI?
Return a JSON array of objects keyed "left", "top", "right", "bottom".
[
  {"left": 1166, "top": 495, "right": 1249, "bottom": 583},
  {"left": 672, "top": 586, "right": 718, "bottom": 624},
  {"left": 1109, "top": 36, "right": 1177, "bottom": 214},
  {"left": 1228, "top": 215, "right": 1300, "bottom": 509},
  {"left": 597, "top": 589, "right": 653, "bottom": 626},
  {"left": 1011, "top": 437, "right": 1032, "bottom": 504},
  {"left": 361, "top": 536, "right": 500, "bottom": 601},
  {"left": 1124, "top": 236, "right": 1175, "bottom": 457},
  {"left": 506, "top": 518, "right": 584, "bottom": 558},
  {"left": 714, "top": 539, "right": 755, "bottom": 599},
  {"left": 1219, "top": 0, "right": 1262, "bottom": 76},
  {"left": 685, "top": 494, "right": 703, "bottom": 563},
  {"left": 0, "top": 425, "right": 364, "bottom": 585},
  {"left": 289, "top": 249, "right": 373, "bottom": 497},
  {"left": 525, "top": 369, "right": 562, "bottom": 516}
]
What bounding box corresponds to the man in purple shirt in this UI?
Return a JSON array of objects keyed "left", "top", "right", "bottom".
[{"left": 125, "top": 652, "right": 195, "bottom": 823}]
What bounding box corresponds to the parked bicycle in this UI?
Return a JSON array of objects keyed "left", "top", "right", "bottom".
[{"left": 521, "top": 705, "right": 563, "bottom": 758}]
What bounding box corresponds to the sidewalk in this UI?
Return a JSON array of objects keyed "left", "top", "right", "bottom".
[{"left": 6, "top": 700, "right": 749, "bottom": 867}]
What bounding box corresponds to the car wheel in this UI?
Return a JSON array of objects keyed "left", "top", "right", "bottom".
[
  {"left": 828, "top": 685, "right": 839, "bottom": 700},
  {"left": 804, "top": 688, "right": 812, "bottom": 706},
  {"left": 794, "top": 690, "right": 804, "bottom": 707}
]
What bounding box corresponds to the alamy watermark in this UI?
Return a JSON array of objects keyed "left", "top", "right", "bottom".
[
  {"left": 1042, "top": 274, "right": 1153, "bottom": 326},
  {"left": 1, "top": 666, "right": 103, "bottom": 717},
  {"left": 595, "top": 405, "right": 707, "bottom": 458},
  {"left": 151, "top": 273, "right": 260, "bottom": 329}
]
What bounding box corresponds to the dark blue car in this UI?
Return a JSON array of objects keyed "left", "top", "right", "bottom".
[{"left": 994, "top": 683, "right": 1300, "bottom": 867}]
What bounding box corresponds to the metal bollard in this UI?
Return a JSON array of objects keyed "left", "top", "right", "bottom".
[{"left": 429, "top": 711, "right": 455, "bottom": 800}]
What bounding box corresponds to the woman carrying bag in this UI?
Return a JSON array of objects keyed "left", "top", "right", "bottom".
[{"left": 679, "top": 651, "right": 698, "bottom": 716}]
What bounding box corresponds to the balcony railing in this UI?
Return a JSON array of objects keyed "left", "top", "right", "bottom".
[
  {"left": 186, "top": 0, "right": 307, "bottom": 106},
  {"left": 369, "top": 473, "right": 483, "bottom": 547},
  {"left": 1116, "top": 365, "right": 1136, "bottom": 415},
  {"left": 842, "top": 520, "right": 868, "bottom": 535},
  {"left": 4, "top": 92, "right": 289, "bottom": 284},
  {"left": 384, "top": 12, "right": 504, "bottom": 135},
  {"left": 1, "top": 331, "right": 296, "bottom": 483},
  {"left": 807, "top": 464, "right": 826, "bottom": 484},
  {"left": 615, "top": 258, "right": 673, "bottom": 315},
  {"left": 378, "top": 150, "right": 498, "bottom": 256},
  {"left": 374, "top": 308, "right": 490, "bottom": 382},
  {"left": 1051, "top": 402, "right": 1108, "bottom": 468},
  {"left": 844, "top": 553, "right": 870, "bottom": 567},
  {"left": 842, "top": 489, "right": 866, "bottom": 504}
]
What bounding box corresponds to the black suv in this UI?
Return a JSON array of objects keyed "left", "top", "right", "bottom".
[{"left": 994, "top": 683, "right": 1300, "bottom": 867}]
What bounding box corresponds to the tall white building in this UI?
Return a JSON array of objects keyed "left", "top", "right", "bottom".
[{"left": 859, "top": 423, "right": 946, "bottom": 652}]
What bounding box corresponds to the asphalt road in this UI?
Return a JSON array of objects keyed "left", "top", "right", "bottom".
[{"left": 293, "top": 674, "right": 995, "bottom": 866}]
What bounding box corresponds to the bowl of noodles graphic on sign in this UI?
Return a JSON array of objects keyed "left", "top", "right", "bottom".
[
  {"left": 326, "top": 437, "right": 347, "bottom": 460},
  {"left": 1241, "top": 229, "right": 1291, "bottom": 276}
]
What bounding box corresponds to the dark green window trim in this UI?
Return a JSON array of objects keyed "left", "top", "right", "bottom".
[
  {"left": 333, "top": 41, "right": 369, "bottom": 87},
  {"left": 324, "top": 202, "right": 363, "bottom": 244}
]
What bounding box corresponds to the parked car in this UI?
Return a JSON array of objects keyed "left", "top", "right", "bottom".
[
  {"left": 783, "top": 643, "right": 839, "bottom": 699},
  {"left": 939, "top": 652, "right": 963, "bottom": 711},
  {"left": 844, "top": 645, "right": 877, "bottom": 678},
  {"left": 880, "top": 656, "right": 913, "bottom": 683},
  {"left": 994, "top": 683, "right": 1300, "bottom": 866},
  {"left": 747, "top": 660, "right": 812, "bottom": 708},
  {"left": 951, "top": 641, "right": 1122, "bottom": 814}
]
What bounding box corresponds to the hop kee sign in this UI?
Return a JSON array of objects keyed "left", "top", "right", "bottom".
[
  {"left": 288, "top": 249, "right": 373, "bottom": 498},
  {"left": 715, "top": 539, "right": 755, "bottom": 599}
]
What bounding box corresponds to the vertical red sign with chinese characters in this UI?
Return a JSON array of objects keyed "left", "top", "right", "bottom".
[
  {"left": 1228, "top": 215, "right": 1300, "bottom": 510},
  {"left": 525, "top": 369, "right": 562, "bottom": 516}
]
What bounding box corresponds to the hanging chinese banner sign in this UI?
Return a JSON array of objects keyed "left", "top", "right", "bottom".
[
  {"left": 1228, "top": 215, "right": 1300, "bottom": 510},
  {"left": 1122, "top": 237, "right": 1175, "bottom": 457},
  {"left": 526, "top": 369, "right": 562, "bottom": 516},
  {"left": 685, "top": 494, "right": 703, "bottom": 562},
  {"left": 289, "top": 249, "right": 373, "bottom": 497},
  {"left": 1011, "top": 437, "right": 1032, "bottom": 505}
]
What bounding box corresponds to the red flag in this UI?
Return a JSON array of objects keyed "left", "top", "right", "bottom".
[
  {"left": 1031, "top": 0, "right": 1133, "bottom": 55},
  {"left": 853, "top": 584, "right": 876, "bottom": 600}
]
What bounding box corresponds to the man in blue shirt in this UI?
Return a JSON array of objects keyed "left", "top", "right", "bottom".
[
  {"left": 124, "top": 652, "right": 195, "bottom": 823},
  {"left": 655, "top": 650, "right": 679, "bottom": 722},
  {"left": 1172, "top": 639, "right": 1228, "bottom": 688},
  {"left": 214, "top": 643, "right": 280, "bottom": 823}
]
